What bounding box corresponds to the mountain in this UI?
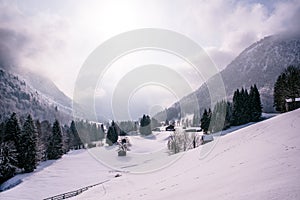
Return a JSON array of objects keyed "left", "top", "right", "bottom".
[
  {"left": 21, "top": 71, "right": 72, "bottom": 110},
  {"left": 0, "top": 68, "right": 72, "bottom": 124},
  {"left": 156, "top": 33, "right": 300, "bottom": 120}
]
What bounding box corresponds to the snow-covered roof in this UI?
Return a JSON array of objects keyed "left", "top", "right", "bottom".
[{"left": 285, "top": 97, "right": 300, "bottom": 102}]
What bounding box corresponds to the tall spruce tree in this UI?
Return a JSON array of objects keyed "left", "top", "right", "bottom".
[
  {"left": 4, "top": 113, "right": 21, "bottom": 146},
  {"left": 70, "top": 120, "right": 82, "bottom": 149},
  {"left": 250, "top": 84, "right": 262, "bottom": 121},
  {"left": 0, "top": 113, "right": 20, "bottom": 183},
  {"left": 225, "top": 101, "right": 233, "bottom": 129},
  {"left": 231, "top": 89, "right": 241, "bottom": 125},
  {"left": 35, "top": 120, "right": 46, "bottom": 162},
  {"left": 47, "top": 120, "right": 63, "bottom": 160},
  {"left": 0, "top": 141, "right": 18, "bottom": 183},
  {"left": 200, "top": 109, "right": 210, "bottom": 133},
  {"left": 19, "top": 115, "right": 38, "bottom": 172}
]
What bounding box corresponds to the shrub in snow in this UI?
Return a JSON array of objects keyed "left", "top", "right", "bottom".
[{"left": 168, "top": 129, "right": 200, "bottom": 154}]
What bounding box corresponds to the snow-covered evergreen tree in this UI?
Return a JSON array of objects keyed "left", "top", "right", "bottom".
[
  {"left": 250, "top": 84, "right": 262, "bottom": 121},
  {"left": 47, "top": 119, "right": 63, "bottom": 160},
  {"left": 19, "top": 115, "right": 38, "bottom": 172},
  {"left": 0, "top": 141, "right": 18, "bottom": 184},
  {"left": 200, "top": 109, "right": 211, "bottom": 133},
  {"left": 0, "top": 113, "right": 20, "bottom": 183},
  {"left": 70, "top": 120, "right": 82, "bottom": 149}
]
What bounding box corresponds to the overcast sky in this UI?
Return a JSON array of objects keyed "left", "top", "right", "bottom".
[{"left": 1, "top": 0, "right": 300, "bottom": 120}]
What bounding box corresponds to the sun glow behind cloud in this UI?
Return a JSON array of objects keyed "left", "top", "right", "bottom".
[
  {"left": 94, "top": 50, "right": 204, "bottom": 120},
  {"left": 1, "top": 0, "right": 300, "bottom": 120}
]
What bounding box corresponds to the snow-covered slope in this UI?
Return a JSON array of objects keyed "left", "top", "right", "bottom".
[
  {"left": 1, "top": 109, "right": 300, "bottom": 200},
  {"left": 76, "top": 109, "right": 300, "bottom": 200}
]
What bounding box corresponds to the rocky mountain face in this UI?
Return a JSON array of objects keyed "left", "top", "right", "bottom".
[
  {"left": 0, "top": 68, "right": 72, "bottom": 124},
  {"left": 156, "top": 33, "right": 300, "bottom": 120}
]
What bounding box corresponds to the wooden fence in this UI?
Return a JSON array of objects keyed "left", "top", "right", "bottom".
[{"left": 43, "top": 180, "right": 110, "bottom": 200}]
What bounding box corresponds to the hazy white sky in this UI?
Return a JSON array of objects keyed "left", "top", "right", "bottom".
[{"left": 1, "top": 0, "right": 300, "bottom": 120}]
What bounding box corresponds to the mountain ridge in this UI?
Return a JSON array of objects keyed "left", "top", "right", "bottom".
[
  {"left": 0, "top": 67, "right": 72, "bottom": 124},
  {"left": 155, "top": 33, "right": 300, "bottom": 121}
]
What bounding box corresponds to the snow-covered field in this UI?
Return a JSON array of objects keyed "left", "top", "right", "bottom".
[{"left": 1, "top": 109, "right": 300, "bottom": 200}]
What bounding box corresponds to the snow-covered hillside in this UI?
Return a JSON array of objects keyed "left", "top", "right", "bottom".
[
  {"left": 1, "top": 109, "right": 300, "bottom": 200},
  {"left": 74, "top": 109, "right": 300, "bottom": 200}
]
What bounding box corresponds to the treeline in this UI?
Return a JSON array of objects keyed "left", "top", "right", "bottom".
[
  {"left": 105, "top": 115, "right": 160, "bottom": 146},
  {"left": 200, "top": 84, "right": 262, "bottom": 133},
  {"left": 140, "top": 115, "right": 160, "bottom": 135},
  {"left": 0, "top": 113, "right": 104, "bottom": 184},
  {"left": 274, "top": 65, "right": 300, "bottom": 112}
]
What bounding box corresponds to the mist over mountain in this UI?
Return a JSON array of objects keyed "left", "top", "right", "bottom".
[
  {"left": 21, "top": 70, "right": 72, "bottom": 109},
  {"left": 0, "top": 68, "right": 72, "bottom": 124},
  {"left": 156, "top": 33, "right": 300, "bottom": 121}
]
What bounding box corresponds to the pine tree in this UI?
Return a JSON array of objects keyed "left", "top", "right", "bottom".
[
  {"left": 0, "top": 141, "right": 18, "bottom": 183},
  {"left": 238, "top": 88, "right": 250, "bottom": 124},
  {"left": 62, "top": 124, "right": 71, "bottom": 153},
  {"left": 232, "top": 89, "right": 245, "bottom": 125},
  {"left": 40, "top": 120, "right": 52, "bottom": 155},
  {"left": 35, "top": 120, "right": 46, "bottom": 162},
  {"left": 243, "top": 89, "right": 252, "bottom": 123},
  {"left": 200, "top": 109, "right": 210, "bottom": 133},
  {"left": 232, "top": 85, "right": 262, "bottom": 125},
  {"left": 106, "top": 121, "right": 118, "bottom": 146},
  {"left": 250, "top": 84, "right": 262, "bottom": 121},
  {"left": 70, "top": 120, "right": 82, "bottom": 149},
  {"left": 224, "top": 101, "right": 233, "bottom": 129},
  {"left": 274, "top": 73, "right": 287, "bottom": 112},
  {"left": 207, "top": 108, "right": 212, "bottom": 132},
  {"left": 140, "top": 115, "right": 152, "bottom": 135},
  {"left": 4, "top": 113, "right": 21, "bottom": 146},
  {"left": 274, "top": 65, "right": 300, "bottom": 112},
  {"left": 0, "top": 113, "right": 20, "bottom": 183},
  {"left": 47, "top": 120, "right": 63, "bottom": 160},
  {"left": 19, "top": 115, "right": 38, "bottom": 172}
]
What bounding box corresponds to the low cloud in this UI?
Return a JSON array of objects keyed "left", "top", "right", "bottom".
[
  {"left": 0, "top": 2, "right": 73, "bottom": 94},
  {"left": 0, "top": 28, "right": 28, "bottom": 69},
  {"left": 1, "top": 0, "right": 300, "bottom": 119}
]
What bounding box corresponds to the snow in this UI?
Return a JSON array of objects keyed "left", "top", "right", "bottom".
[
  {"left": 1, "top": 109, "right": 300, "bottom": 200},
  {"left": 286, "top": 97, "right": 300, "bottom": 102},
  {"left": 0, "top": 150, "right": 111, "bottom": 200}
]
